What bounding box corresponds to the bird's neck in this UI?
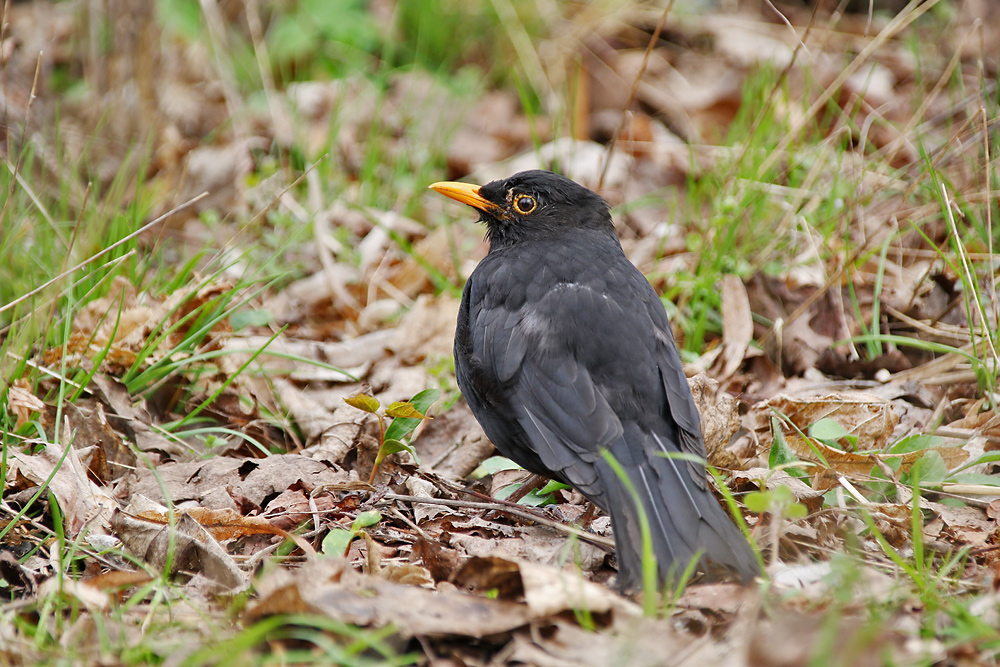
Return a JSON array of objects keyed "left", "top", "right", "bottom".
[{"left": 485, "top": 222, "right": 618, "bottom": 253}]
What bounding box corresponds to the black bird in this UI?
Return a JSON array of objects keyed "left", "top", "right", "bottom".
[{"left": 430, "top": 170, "right": 758, "bottom": 592}]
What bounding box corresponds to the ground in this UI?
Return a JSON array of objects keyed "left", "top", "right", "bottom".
[{"left": 1, "top": 1, "right": 999, "bottom": 665}]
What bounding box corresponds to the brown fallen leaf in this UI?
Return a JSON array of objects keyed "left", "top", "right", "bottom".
[
  {"left": 37, "top": 577, "right": 109, "bottom": 612},
  {"left": 720, "top": 274, "right": 754, "bottom": 379},
  {"left": 412, "top": 536, "right": 463, "bottom": 583},
  {"left": 44, "top": 279, "right": 236, "bottom": 377},
  {"left": 359, "top": 532, "right": 434, "bottom": 586},
  {"left": 728, "top": 468, "right": 826, "bottom": 515},
  {"left": 125, "top": 505, "right": 311, "bottom": 552},
  {"left": 389, "top": 293, "right": 461, "bottom": 363},
  {"left": 518, "top": 560, "right": 640, "bottom": 619},
  {"left": 249, "top": 557, "right": 532, "bottom": 638},
  {"left": 8, "top": 379, "right": 44, "bottom": 429},
  {"left": 388, "top": 226, "right": 458, "bottom": 299},
  {"left": 507, "top": 615, "right": 724, "bottom": 667},
  {"left": 451, "top": 555, "right": 525, "bottom": 599},
  {"left": 119, "top": 453, "right": 351, "bottom": 513},
  {"left": 762, "top": 393, "right": 900, "bottom": 451},
  {"left": 689, "top": 373, "right": 741, "bottom": 469},
  {"left": 111, "top": 509, "right": 248, "bottom": 591},
  {"left": 10, "top": 444, "right": 117, "bottom": 536},
  {"left": 927, "top": 503, "right": 995, "bottom": 549},
  {"left": 787, "top": 438, "right": 967, "bottom": 490},
  {"left": 83, "top": 569, "right": 154, "bottom": 591},
  {"left": 41, "top": 400, "right": 136, "bottom": 483},
  {"left": 677, "top": 582, "right": 749, "bottom": 616}
]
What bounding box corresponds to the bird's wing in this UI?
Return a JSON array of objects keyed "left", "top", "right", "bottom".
[
  {"left": 631, "top": 272, "right": 708, "bottom": 461},
  {"left": 461, "top": 255, "right": 710, "bottom": 493},
  {"left": 643, "top": 293, "right": 713, "bottom": 489},
  {"left": 465, "top": 278, "right": 634, "bottom": 502}
]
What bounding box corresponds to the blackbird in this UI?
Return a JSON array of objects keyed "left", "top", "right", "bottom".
[{"left": 430, "top": 170, "right": 757, "bottom": 591}]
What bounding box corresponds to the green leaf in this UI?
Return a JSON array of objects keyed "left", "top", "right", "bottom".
[
  {"left": 344, "top": 394, "right": 380, "bottom": 414},
  {"left": 539, "top": 480, "right": 571, "bottom": 495},
  {"left": 321, "top": 528, "right": 354, "bottom": 557},
  {"left": 268, "top": 14, "right": 320, "bottom": 64},
  {"left": 494, "top": 484, "right": 522, "bottom": 501},
  {"left": 744, "top": 485, "right": 807, "bottom": 518},
  {"left": 497, "top": 479, "right": 571, "bottom": 506},
  {"left": 231, "top": 308, "right": 274, "bottom": 330},
  {"left": 385, "top": 401, "right": 427, "bottom": 420},
  {"left": 472, "top": 456, "right": 522, "bottom": 478},
  {"left": 768, "top": 417, "right": 805, "bottom": 477},
  {"left": 744, "top": 491, "right": 771, "bottom": 514},
  {"left": 517, "top": 488, "right": 557, "bottom": 506},
  {"left": 891, "top": 434, "right": 946, "bottom": 454},
  {"left": 384, "top": 388, "right": 440, "bottom": 442},
  {"left": 352, "top": 510, "right": 381, "bottom": 531},
  {"left": 946, "top": 473, "right": 1000, "bottom": 487},
  {"left": 809, "top": 418, "right": 857, "bottom": 448},
  {"left": 376, "top": 438, "right": 421, "bottom": 465},
  {"left": 321, "top": 510, "right": 381, "bottom": 558},
  {"left": 908, "top": 450, "right": 948, "bottom": 484},
  {"left": 784, "top": 502, "right": 809, "bottom": 519}
]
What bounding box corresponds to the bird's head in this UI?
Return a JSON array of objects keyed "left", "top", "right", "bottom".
[{"left": 429, "top": 170, "right": 613, "bottom": 248}]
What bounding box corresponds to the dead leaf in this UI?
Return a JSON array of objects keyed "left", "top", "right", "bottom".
[
  {"left": 451, "top": 555, "right": 524, "bottom": 599},
  {"left": 388, "top": 226, "right": 457, "bottom": 299},
  {"left": 475, "top": 138, "right": 633, "bottom": 195},
  {"left": 41, "top": 400, "right": 136, "bottom": 482},
  {"left": 412, "top": 537, "right": 463, "bottom": 583},
  {"left": 8, "top": 380, "right": 44, "bottom": 429},
  {"left": 518, "top": 560, "right": 640, "bottom": 619},
  {"left": 761, "top": 393, "right": 899, "bottom": 451},
  {"left": 358, "top": 532, "right": 434, "bottom": 586},
  {"left": 249, "top": 557, "right": 532, "bottom": 638},
  {"left": 119, "top": 454, "right": 351, "bottom": 512},
  {"left": 689, "top": 373, "right": 741, "bottom": 468},
  {"left": 10, "top": 444, "right": 117, "bottom": 536},
  {"left": 720, "top": 275, "right": 753, "bottom": 378},
  {"left": 111, "top": 509, "right": 248, "bottom": 591},
  {"left": 929, "top": 503, "right": 995, "bottom": 548},
  {"left": 389, "top": 293, "right": 460, "bottom": 363}
]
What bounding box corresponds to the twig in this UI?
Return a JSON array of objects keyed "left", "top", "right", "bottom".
[{"left": 381, "top": 493, "right": 616, "bottom": 550}]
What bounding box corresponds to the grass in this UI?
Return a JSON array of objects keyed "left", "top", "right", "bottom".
[{"left": 1, "top": 0, "right": 999, "bottom": 664}]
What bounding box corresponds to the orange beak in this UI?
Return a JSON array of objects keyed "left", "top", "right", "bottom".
[{"left": 428, "top": 181, "right": 504, "bottom": 217}]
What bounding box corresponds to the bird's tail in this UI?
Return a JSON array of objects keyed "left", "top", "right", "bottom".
[{"left": 596, "top": 435, "right": 758, "bottom": 593}]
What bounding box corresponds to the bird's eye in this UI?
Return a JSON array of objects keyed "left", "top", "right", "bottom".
[{"left": 513, "top": 195, "right": 537, "bottom": 215}]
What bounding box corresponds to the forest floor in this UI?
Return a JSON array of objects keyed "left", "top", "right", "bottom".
[{"left": 1, "top": 1, "right": 999, "bottom": 665}]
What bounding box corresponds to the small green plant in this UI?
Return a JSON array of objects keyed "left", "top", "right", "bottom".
[
  {"left": 322, "top": 509, "right": 382, "bottom": 558},
  {"left": 472, "top": 455, "right": 572, "bottom": 506},
  {"left": 344, "top": 388, "right": 439, "bottom": 484},
  {"left": 743, "top": 484, "right": 809, "bottom": 521},
  {"left": 809, "top": 418, "right": 858, "bottom": 450}
]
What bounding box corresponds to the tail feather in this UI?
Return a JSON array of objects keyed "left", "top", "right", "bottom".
[{"left": 596, "top": 436, "right": 758, "bottom": 593}]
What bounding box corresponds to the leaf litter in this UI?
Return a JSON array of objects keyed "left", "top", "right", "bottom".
[{"left": 2, "top": 1, "right": 1000, "bottom": 665}]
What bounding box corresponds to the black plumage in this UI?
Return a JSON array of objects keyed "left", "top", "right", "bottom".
[{"left": 430, "top": 170, "right": 757, "bottom": 591}]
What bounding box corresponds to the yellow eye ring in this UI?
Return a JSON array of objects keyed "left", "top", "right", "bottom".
[{"left": 513, "top": 194, "right": 537, "bottom": 215}]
